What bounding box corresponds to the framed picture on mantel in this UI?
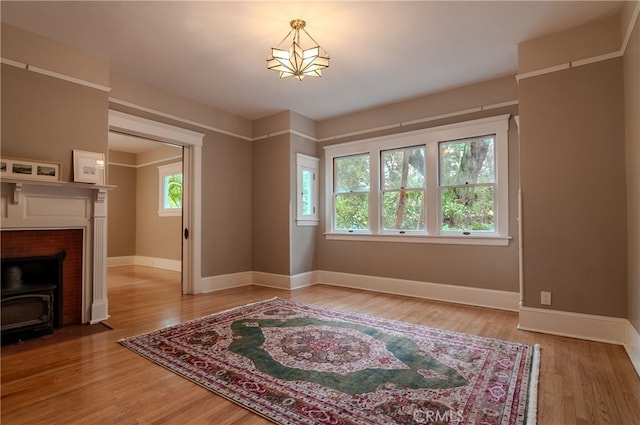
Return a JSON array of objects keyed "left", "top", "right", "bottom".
[
  {"left": 73, "top": 150, "right": 105, "bottom": 184},
  {"left": 0, "top": 157, "right": 62, "bottom": 182}
]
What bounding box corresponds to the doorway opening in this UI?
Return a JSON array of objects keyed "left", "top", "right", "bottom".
[
  {"left": 107, "top": 131, "right": 183, "bottom": 284},
  {"left": 108, "top": 110, "right": 204, "bottom": 295}
]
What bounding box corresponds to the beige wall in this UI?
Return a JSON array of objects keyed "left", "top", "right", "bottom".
[
  {"left": 518, "top": 20, "right": 627, "bottom": 317},
  {"left": 1, "top": 24, "right": 108, "bottom": 181},
  {"left": 135, "top": 158, "right": 182, "bottom": 261},
  {"left": 200, "top": 131, "right": 252, "bottom": 276},
  {"left": 518, "top": 14, "right": 621, "bottom": 74},
  {"left": 107, "top": 157, "right": 137, "bottom": 257},
  {"left": 109, "top": 149, "right": 137, "bottom": 166},
  {"left": 253, "top": 110, "right": 292, "bottom": 137},
  {"left": 624, "top": 12, "right": 640, "bottom": 331},
  {"left": 137, "top": 144, "right": 182, "bottom": 165},
  {"left": 1, "top": 65, "right": 108, "bottom": 181},
  {"left": 110, "top": 71, "right": 252, "bottom": 140},
  {"left": 1, "top": 24, "right": 109, "bottom": 87},
  {"left": 252, "top": 133, "right": 291, "bottom": 274},
  {"left": 318, "top": 75, "right": 517, "bottom": 141}
]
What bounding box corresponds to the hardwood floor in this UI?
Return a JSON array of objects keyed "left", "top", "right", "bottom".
[{"left": 2, "top": 265, "right": 639, "bottom": 424}]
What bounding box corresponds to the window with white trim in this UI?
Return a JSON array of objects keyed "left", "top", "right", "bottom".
[
  {"left": 439, "top": 136, "right": 497, "bottom": 234},
  {"left": 334, "top": 154, "right": 370, "bottom": 231},
  {"left": 158, "top": 162, "right": 182, "bottom": 217},
  {"left": 381, "top": 145, "right": 425, "bottom": 232},
  {"left": 324, "top": 115, "right": 510, "bottom": 246},
  {"left": 296, "top": 153, "right": 320, "bottom": 226}
]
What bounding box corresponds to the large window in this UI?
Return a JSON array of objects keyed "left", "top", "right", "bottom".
[{"left": 324, "top": 115, "right": 510, "bottom": 246}]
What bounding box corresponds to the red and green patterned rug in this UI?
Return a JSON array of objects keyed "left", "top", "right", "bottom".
[{"left": 119, "top": 298, "right": 539, "bottom": 425}]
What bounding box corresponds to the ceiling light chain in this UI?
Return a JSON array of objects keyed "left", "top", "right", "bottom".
[{"left": 267, "top": 19, "right": 329, "bottom": 81}]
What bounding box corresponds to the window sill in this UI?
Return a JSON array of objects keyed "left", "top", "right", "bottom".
[
  {"left": 324, "top": 232, "right": 511, "bottom": 246},
  {"left": 296, "top": 219, "right": 319, "bottom": 227},
  {"left": 158, "top": 210, "right": 182, "bottom": 217}
]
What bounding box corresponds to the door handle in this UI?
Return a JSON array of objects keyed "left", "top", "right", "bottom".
[{"left": 184, "top": 228, "right": 189, "bottom": 239}]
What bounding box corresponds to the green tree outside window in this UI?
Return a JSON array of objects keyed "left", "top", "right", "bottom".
[{"left": 164, "top": 173, "right": 183, "bottom": 208}]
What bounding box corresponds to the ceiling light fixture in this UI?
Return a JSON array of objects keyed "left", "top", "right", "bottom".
[{"left": 267, "top": 19, "right": 329, "bottom": 81}]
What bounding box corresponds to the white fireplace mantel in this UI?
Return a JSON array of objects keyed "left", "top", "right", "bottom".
[{"left": 1, "top": 178, "right": 114, "bottom": 324}]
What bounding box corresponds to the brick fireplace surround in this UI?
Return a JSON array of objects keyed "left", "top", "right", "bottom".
[{"left": 2, "top": 229, "right": 83, "bottom": 325}]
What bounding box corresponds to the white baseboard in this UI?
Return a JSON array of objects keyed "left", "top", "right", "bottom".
[
  {"left": 196, "top": 269, "right": 519, "bottom": 311},
  {"left": 518, "top": 307, "right": 640, "bottom": 377},
  {"left": 316, "top": 270, "right": 520, "bottom": 311},
  {"left": 200, "top": 271, "right": 253, "bottom": 293},
  {"left": 107, "top": 255, "right": 181, "bottom": 272},
  {"left": 626, "top": 321, "right": 640, "bottom": 377},
  {"left": 518, "top": 306, "right": 629, "bottom": 345},
  {"left": 251, "top": 271, "right": 292, "bottom": 290},
  {"left": 135, "top": 256, "right": 181, "bottom": 272},
  {"left": 252, "top": 271, "right": 322, "bottom": 290},
  {"left": 107, "top": 256, "right": 136, "bottom": 267},
  {"left": 289, "top": 271, "right": 317, "bottom": 289}
]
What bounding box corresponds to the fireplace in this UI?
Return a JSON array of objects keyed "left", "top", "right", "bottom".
[
  {"left": 1, "top": 229, "right": 83, "bottom": 325},
  {"left": 1, "top": 251, "right": 66, "bottom": 343},
  {"left": 1, "top": 180, "right": 110, "bottom": 326}
]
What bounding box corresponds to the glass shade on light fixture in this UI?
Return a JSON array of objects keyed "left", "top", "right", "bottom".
[{"left": 267, "top": 19, "right": 329, "bottom": 81}]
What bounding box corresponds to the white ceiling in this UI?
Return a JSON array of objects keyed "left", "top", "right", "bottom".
[{"left": 1, "top": 1, "right": 624, "bottom": 123}]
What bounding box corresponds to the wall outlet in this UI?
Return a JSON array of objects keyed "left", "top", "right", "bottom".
[{"left": 541, "top": 291, "right": 552, "bottom": 306}]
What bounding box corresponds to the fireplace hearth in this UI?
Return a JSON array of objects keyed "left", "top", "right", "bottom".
[{"left": 1, "top": 251, "right": 66, "bottom": 344}]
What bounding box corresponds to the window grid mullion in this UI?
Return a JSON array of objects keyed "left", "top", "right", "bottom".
[
  {"left": 370, "top": 150, "right": 380, "bottom": 234},
  {"left": 425, "top": 142, "right": 438, "bottom": 236}
]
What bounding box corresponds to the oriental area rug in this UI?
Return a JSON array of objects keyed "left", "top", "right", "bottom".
[{"left": 119, "top": 298, "right": 540, "bottom": 425}]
